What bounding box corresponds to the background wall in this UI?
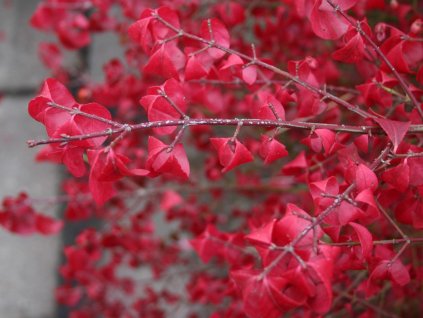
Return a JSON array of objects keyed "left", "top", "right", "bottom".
[
  {"left": 0, "top": 0, "right": 142, "bottom": 316},
  {"left": 0, "top": 1, "right": 62, "bottom": 317}
]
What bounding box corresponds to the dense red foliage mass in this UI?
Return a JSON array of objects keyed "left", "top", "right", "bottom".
[{"left": 1, "top": 0, "right": 423, "bottom": 317}]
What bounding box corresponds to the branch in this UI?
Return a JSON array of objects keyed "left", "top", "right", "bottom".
[
  {"left": 153, "top": 14, "right": 375, "bottom": 119},
  {"left": 189, "top": 79, "right": 361, "bottom": 95},
  {"left": 27, "top": 114, "right": 423, "bottom": 148},
  {"left": 261, "top": 143, "right": 393, "bottom": 276},
  {"left": 321, "top": 237, "right": 423, "bottom": 247},
  {"left": 48, "top": 102, "right": 122, "bottom": 128},
  {"left": 325, "top": 0, "right": 423, "bottom": 119}
]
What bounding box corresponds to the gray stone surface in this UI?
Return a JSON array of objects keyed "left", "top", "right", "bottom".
[
  {"left": 89, "top": 32, "right": 125, "bottom": 82},
  {"left": 0, "top": 0, "right": 79, "bottom": 91},
  {"left": 0, "top": 1, "right": 64, "bottom": 317},
  {"left": 0, "top": 95, "right": 61, "bottom": 318},
  {"left": 0, "top": 0, "right": 48, "bottom": 90}
]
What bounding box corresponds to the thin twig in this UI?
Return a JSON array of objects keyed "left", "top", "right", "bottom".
[
  {"left": 153, "top": 14, "right": 374, "bottom": 119},
  {"left": 26, "top": 106, "right": 423, "bottom": 148},
  {"left": 261, "top": 144, "right": 392, "bottom": 276},
  {"left": 325, "top": 0, "right": 422, "bottom": 118}
]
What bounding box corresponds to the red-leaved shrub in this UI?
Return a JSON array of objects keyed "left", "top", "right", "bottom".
[{"left": 2, "top": 0, "right": 423, "bottom": 317}]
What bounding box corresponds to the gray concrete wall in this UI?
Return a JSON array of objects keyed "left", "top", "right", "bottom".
[
  {"left": 0, "top": 1, "right": 149, "bottom": 317},
  {"left": 0, "top": 1, "right": 62, "bottom": 317},
  {"left": 0, "top": 97, "right": 61, "bottom": 318},
  {"left": 0, "top": 0, "right": 48, "bottom": 90}
]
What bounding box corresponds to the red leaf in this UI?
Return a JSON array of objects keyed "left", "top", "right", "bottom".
[
  {"left": 140, "top": 79, "right": 187, "bottom": 135},
  {"left": 36, "top": 144, "right": 87, "bottom": 178},
  {"left": 252, "top": 94, "right": 285, "bottom": 121},
  {"left": 75, "top": 102, "right": 112, "bottom": 147},
  {"left": 89, "top": 148, "right": 149, "bottom": 182},
  {"left": 0, "top": 193, "right": 62, "bottom": 236},
  {"left": 356, "top": 72, "right": 397, "bottom": 108},
  {"left": 369, "top": 259, "right": 410, "bottom": 287},
  {"left": 0, "top": 193, "right": 36, "bottom": 235},
  {"left": 273, "top": 204, "right": 323, "bottom": 250},
  {"left": 332, "top": 32, "right": 364, "bottom": 63},
  {"left": 333, "top": 21, "right": 371, "bottom": 64},
  {"left": 38, "top": 42, "right": 62, "bottom": 70},
  {"left": 382, "top": 163, "right": 409, "bottom": 192},
  {"left": 56, "top": 13, "right": 91, "bottom": 49},
  {"left": 287, "top": 57, "right": 320, "bottom": 86},
  {"left": 306, "top": 246, "right": 339, "bottom": 313},
  {"left": 259, "top": 136, "right": 288, "bottom": 165},
  {"left": 309, "top": 176, "right": 339, "bottom": 209},
  {"left": 355, "top": 164, "right": 378, "bottom": 192},
  {"left": 210, "top": 137, "right": 253, "bottom": 173},
  {"left": 220, "top": 54, "right": 244, "bottom": 70},
  {"left": 303, "top": 129, "right": 336, "bottom": 154},
  {"left": 281, "top": 151, "right": 308, "bottom": 175},
  {"left": 128, "top": 11, "right": 154, "bottom": 53},
  {"left": 146, "top": 136, "right": 190, "bottom": 180},
  {"left": 388, "top": 259, "right": 411, "bottom": 286},
  {"left": 86, "top": 147, "right": 150, "bottom": 206},
  {"left": 408, "top": 150, "right": 423, "bottom": 186},
  {"left": 87, "top": 172, "right": 116, "bottom": 207},
  {"left": 190, "top": 225, "right": 228, "bottom": 263},
  {"left": 245, "top": 219, "right": 277, "bottom": 248},
  {"left": 30, "top": 3, "right": 66, "bottom": 30},
  {"left": 185, "top": 55, "right": 210, "bottom": 80},
  {"left": 160, "top": 190, "right": 183, "bottom": 213},
  {"left": 374, "top": 118, "right": 410, "bottom": 152},
  {"left": 355, "top": 188, "right": 379, "bottom": 220},
  {"left": 143, "top": 43, "right": 185, "bottom": 79},
  {"left": 29, "top": 78, "right": 75, "bottom": 123},
  {"left": 35, "top": 214, "right": 63, "bottom": 235},
  {"left": 128, "top": 7, "right": 180, "bottom": 54},
  {"left": 214, "top": 2, "right": 246, "bottom": 27},
  {"left": 310, "top": 0, "right": 358, "bottom": 40},
  {"left": 200, "top": 18, "right": 230, "bottom": 59},
  {"left": 354, "top": 135, "right": 369, "bottom": 153},
  {"left": 349, "top": 222, "right": 373, "bottom": 259},
  {"left": 242, "top": 65, "right": 258, "bottom": 85},
  {"left": 382, "top": 40, "right": 422, "bottom": 74},
  {"left": 231, "top": 269, "right": 294, "bottom": 318},
  {"left": 412, "top": 200, "right": 423, "bottom": 229},
  {"left": 56, "top": 285, "right": 82, "bottom": 306},
  {"left": 29, "top": 79, "right": 111, "bottom": 148}
]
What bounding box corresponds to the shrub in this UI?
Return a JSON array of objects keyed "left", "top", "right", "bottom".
[{"left": 2, "top": 0, "right": 423, "bottom": 317}]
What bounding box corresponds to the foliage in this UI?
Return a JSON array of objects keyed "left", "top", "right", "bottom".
[{"left": 2, "top": 0, "right": 423, "bottom": 317}]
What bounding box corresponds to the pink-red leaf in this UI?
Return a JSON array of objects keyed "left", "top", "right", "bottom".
[
  {"left": 35, "top": 214, "right": 63, "bottom": 235},
  {"left": 332, "top": 32, "right": 364, "bottom": 63},
  {"left": 146, "top": 136, "right": 190, "bottom": 180},
  {"left": 200, "top": 18, "right": 230, "bottom": 59},
  {"left": 210, "top": 137, "right": 253, "bottom": 173},
  {"left": 355, "top": 164, "right": 378, "bottom": 192},
  {"left": 143, "top": 44, "right": 185, "bottom": 79},
  {"left": 349, "top": 222, "right": 373, "bottom": 259},
  {"left": 369, "top": 259, "right": 410, "bottom": 287},
  {"left": 374, "top": 118, "right": 410, "bottom": 152},
  {"left": 242, "top": 65, "right": 258, "bottom": 85},
  {"left": 382, "top": 163, "right": 410, "bottom": 192},
  {"left": 310, "top": 0, "right": 358, "bottom": 40},
  {"left": 140, "top": 79, "right": 187, "bottom": 135},
  {"left": 259, "top": 136, "right": 288, "bottom": 165},
  {"left": 231, "top": 269, "right": 292, "bottom": 318}
]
